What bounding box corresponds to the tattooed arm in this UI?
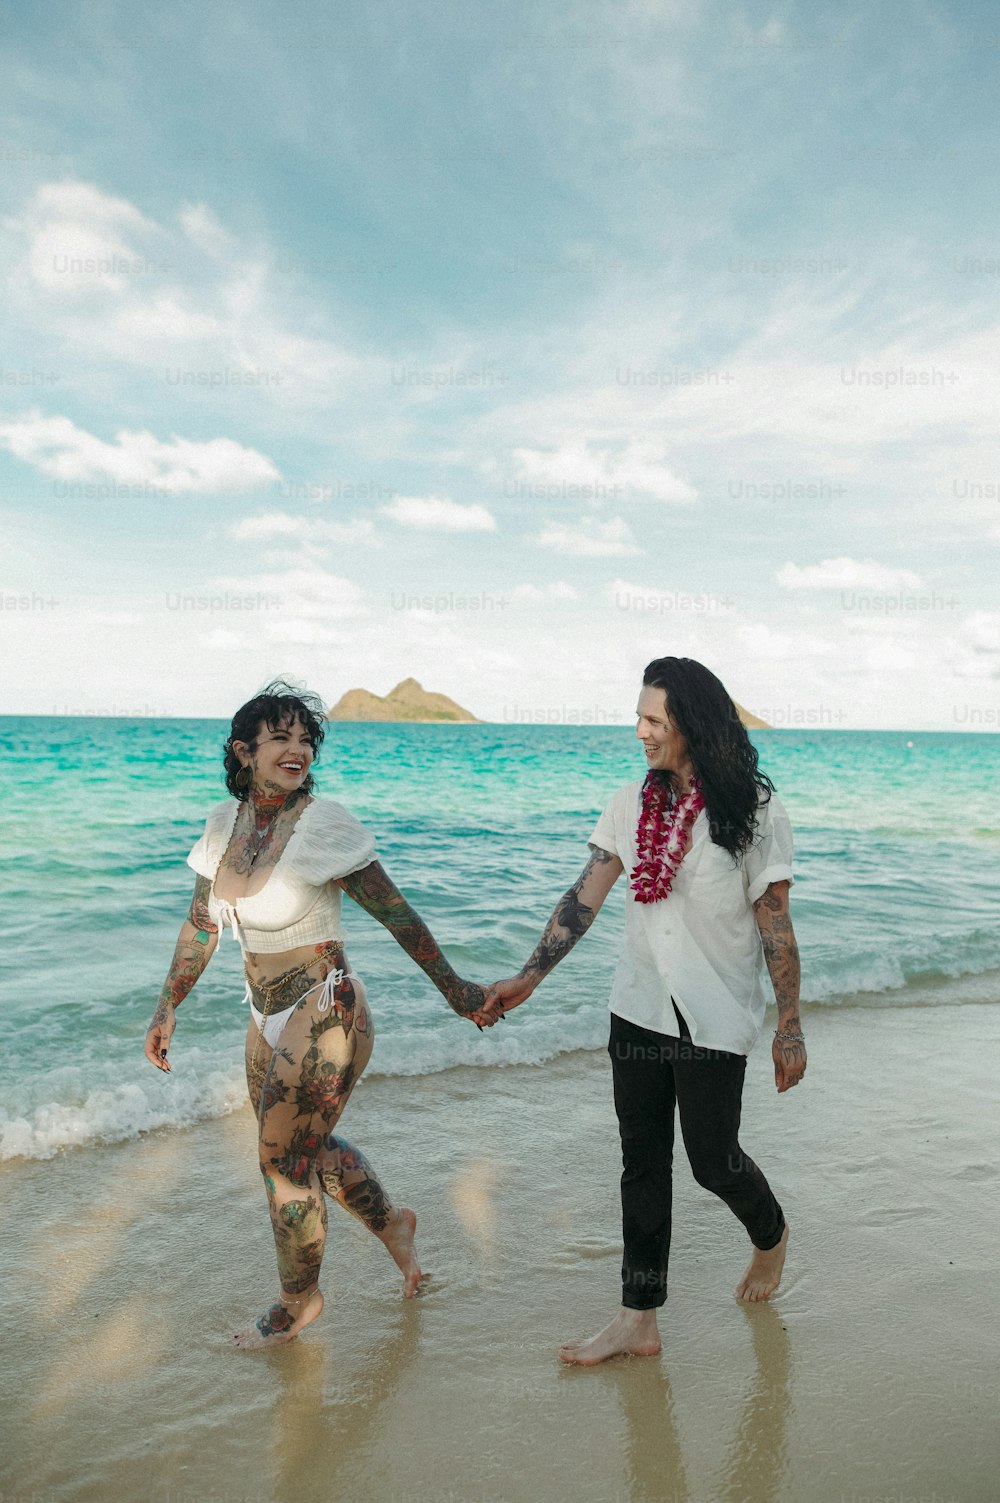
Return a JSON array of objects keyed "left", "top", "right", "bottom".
[
  {"left": 482, "top": 845, "right": 624, "bottom": 1018},
  {"left": 752, "top": 879, "right": 807, "bottom": 1093},
  {"left": 338, "top": 861, "right": 485, "bottom": 1018},
  {"left": 144, "top": 876, "right": 219, "bottom": 1073}
]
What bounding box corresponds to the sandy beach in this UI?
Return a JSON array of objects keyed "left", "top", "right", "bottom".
[{"left": 3, "top": 998, "right": 998, "bottom": 1503}]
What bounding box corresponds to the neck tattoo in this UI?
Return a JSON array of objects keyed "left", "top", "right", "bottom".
[{"left": 243, "top": 790, "right": 288, "bottom": 869}]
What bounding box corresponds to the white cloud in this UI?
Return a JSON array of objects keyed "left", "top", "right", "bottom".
[
  {"left": 262, "top": 617, "right": 354, "bottom": 647},
  {"left": 461, "top": 291, "right": 1000, "bottom": 521},
  {"left": 382, "top": 496, "right": 497, "bottom": 532},
  {"left": 777, "top": 557, "right": 923, "bottom": 592},
  {"left": 865, "top": 640, "right": 917, "bottom": 673},
  {"left": 30, "top": 181, "right": 153, "bottom": 228},
  {"left": 950, "top": 611, "right": 1000, "bottom": 679},
  {"left": 6, "top": 180, "right": 369, "bottom": 405},
  {"left": 961, "top": 610, "right": 1000, "bottom": 656},
  {"left": 116, "top": 294, "right": 224, "bottom": 341},
  {"left": 511, "top": 441, "right": 696, "bottom": 503},
  {"left": 214, "top": 566, "right": 366, "bottom": 624},
  {"left": 536, "top": 518, "right": 641, "bottom": 557},
  {"left": 179, "top": 203, "right": 232, "bottom": 258},
  {"left": 186, "top": 564, "right": 365, "bottom": 650},
  {"left": 12, "top": 181, "right": 158, "bottom": 298},
  {"left": 0, "top": 412, "right": 280, "bottom": 493},
  {"left": 79, "top": 609, "right": 146, "bottom": 625},
  {"left": 204, "top": 627, "right": 245, "bottom": 650},
  {"left": 609, "top": 577, "right": 736, "bottom": 613},
  {"left": 511, "top": 581, "right": 579, "bottom": 602},
  {"left": 229, "top": 511, "right": 379, "bottom": 546},
  {"left": 738, "top": 623, "right": 794, "bottom": 660}
]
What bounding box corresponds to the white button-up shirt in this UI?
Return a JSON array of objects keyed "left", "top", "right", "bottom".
[{"left": 589, "top": 783, "right": 794, "bottom": 1055}]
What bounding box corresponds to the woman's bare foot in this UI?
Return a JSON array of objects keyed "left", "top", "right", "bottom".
[
  {"left": 232, "top": 1287, "right": 324, "bottom": 1351},
  {"left": 735, "top": 1222, "right": 789, "bottom": 1302},
  {"left": 378, "top": 1207, "right": 423, "bottom": 1297},
  {"left": 559, "top": 1307, "right": 662, "bottom": 1366}
]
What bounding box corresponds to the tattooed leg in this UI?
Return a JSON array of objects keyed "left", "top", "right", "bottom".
[
  {"left": 245, "top": 1019, "right": 273, "bottom": 1115},
  {"left": 234, "top": 975, "right": 421, "bottom": 1349},
  {"left": 313, "top": 982, "right": 423, "bottom": 1294},
  {"left": 317, "top": 1134, "right": 391, "bottom": 1228},
  {"left": 318, "top": 1133, "right": 423, "bottom": 1296}
]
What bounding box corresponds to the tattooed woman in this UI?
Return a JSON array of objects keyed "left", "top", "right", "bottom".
[{"left": 143, "top": 680, "right": 488, "bottom": 1350}]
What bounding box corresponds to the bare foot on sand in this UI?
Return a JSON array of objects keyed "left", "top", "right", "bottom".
[
  {"left": 379, "top": 1207, "right": 424, "bottom": 1297},
  {"left": 735, "top": 1222, "right": 789, "bottom": 1302},
  {"left": 233, "top": 1288, "right": 324, "bottom": 1351},
  {"left": 559, "top": 1307, "right": 662, "bottom": 1366}
]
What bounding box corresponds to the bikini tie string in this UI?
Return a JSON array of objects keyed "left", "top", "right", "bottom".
[{"left": 314, "top": 968, "right": 346, "bottom": 1014}]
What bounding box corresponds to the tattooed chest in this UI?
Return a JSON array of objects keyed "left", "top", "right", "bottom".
[
  {"left": 214, "top": 824, "right": 297, "bottom": 898},
  {"left": 220, "top": 831, "right": 288, "bottom": 877}
]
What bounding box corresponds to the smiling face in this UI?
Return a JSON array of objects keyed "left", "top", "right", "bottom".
[
  {"left": 233, "top": 714, "right": 314, "bottom": 800},
  {"left": 635, "top": 684, "right": 695, "bottom": 786}
]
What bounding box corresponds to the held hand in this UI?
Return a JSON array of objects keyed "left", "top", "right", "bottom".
[
  {"left": 144, "top": 1002, "right": 176, "bottom": 1073},
  {"left": 446, "top": 978, "right": 493, "bottom": 1024},
  {"left": 479, "top": 975, "right": 535, "bottom": 1025},
  {"left": 772, "top": 1034, "right": 806, "bottom": 1092}
]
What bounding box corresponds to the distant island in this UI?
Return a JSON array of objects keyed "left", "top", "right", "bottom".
[
  {"left": 328, "top": 677, "right": 481, "bottom": 723},
  {"left": 327, "top": 679, "right": 770, "bottom": 728},
  {"left": 735, "top": 703, "right": 771, "bottom": 729}
]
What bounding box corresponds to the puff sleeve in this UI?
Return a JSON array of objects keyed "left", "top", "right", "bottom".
[
  {"left": 289, "top": 798, "right": 377, "bottom": 884},
  {"left": 185, "top": 831, "right": 215, "bottom": 879},
  {"left": 185, "top": 800, "right": 237, "bottom": 880},
  {"left": 742, "top": 793, "right": 794, "bottom": 905}
]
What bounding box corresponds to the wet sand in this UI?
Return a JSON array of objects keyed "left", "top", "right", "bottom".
[{"left": 3, "top": 1000, "right": 999, "bottom": 1503}]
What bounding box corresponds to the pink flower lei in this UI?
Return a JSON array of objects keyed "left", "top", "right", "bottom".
[{"left": 630, "top": 773, "right": 705, "bottom": 904}]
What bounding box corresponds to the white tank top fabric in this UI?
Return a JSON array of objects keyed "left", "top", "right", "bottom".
[{"left": 185, "top": 796, "right": 377, "bottom": 958}]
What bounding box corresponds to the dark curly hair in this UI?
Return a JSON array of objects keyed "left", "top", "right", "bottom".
[
  {"left": 642, "top": 657, "right": 774, "bottom": 860},
  {"left": 223, "top": 678, "right": 328, "bottom": 800}
]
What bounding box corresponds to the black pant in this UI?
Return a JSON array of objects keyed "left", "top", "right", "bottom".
[{"left": 609, "top": 1008, "right": 785, "bottom": 1310}]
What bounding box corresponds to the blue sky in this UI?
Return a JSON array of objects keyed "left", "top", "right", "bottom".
[{"left": 1, "top": 0, "right": 998, "bottom": 727}]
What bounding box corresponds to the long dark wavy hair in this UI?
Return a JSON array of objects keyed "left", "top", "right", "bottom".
[
  {"left": 642, "top": 657, "right": 774, "bottom": 860},
  {"left": 223, "top": 679, "right": 328, "bottom": 801}
]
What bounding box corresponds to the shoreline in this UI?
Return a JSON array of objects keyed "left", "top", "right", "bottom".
[
  {"left": 9, "top": 961, "right": 1000, "bottom": 1168},
  {"left": 3, "top": 1000, "right": 999, "bottom": 1502}
]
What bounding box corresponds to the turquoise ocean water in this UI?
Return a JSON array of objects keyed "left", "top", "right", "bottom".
[{"left": 1, "top": 719, "right": 997, "bottom": 1162}]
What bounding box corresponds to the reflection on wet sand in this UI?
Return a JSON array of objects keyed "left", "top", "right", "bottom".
[
  {"left": 716, "top": 1306, "right": 791, "bottom": 1503},
  {"left": 267, "top": 1296, "right": 425, "bottom": 1503},
  {"left": 607, "top": 1303, "right": 790, "bottom": 1503},
  {"left": 618, "top": 1360, "right": 690, "bottom": 1503}
]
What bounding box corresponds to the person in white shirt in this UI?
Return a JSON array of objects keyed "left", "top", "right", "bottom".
[{"left": 479, "top": 656, "right": 806, "bottom": 1366}]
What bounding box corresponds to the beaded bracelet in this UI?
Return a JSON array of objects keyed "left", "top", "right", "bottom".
[{"left": 774, "top": 1029, "right": 805, "bottom": 1043}]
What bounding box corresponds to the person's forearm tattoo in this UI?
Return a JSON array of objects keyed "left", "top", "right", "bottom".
[
  {"left": 340, "top": 862, "right": 483, "bottom": 1015},
  {"left": 754, "top": 887, "right": 801, "bottom": 1030},
  {"left": 156, "top": 875, "right": 218, "bottom": 1011},
  {"left": 519, "top": 848, "right": 615, "bottom": 983}
]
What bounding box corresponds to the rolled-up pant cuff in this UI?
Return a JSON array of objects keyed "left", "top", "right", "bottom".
[
  {"left": 751, "top": 1212, "right": 786, "bottom": 1252},
  {"left": 621, "top": 1267, "right": 667, "bottom": 1309}
]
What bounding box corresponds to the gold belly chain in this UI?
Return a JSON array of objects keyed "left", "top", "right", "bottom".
[{"left": 248, "top": 962, "right": 315, "bottom": 1086}]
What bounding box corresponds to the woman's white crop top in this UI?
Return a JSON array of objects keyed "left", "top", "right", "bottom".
[{"left": 185, "top": 797, "right": 376, "bottom": 957}]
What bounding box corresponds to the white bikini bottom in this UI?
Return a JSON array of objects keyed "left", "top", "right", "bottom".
[{"left": 244, "top": 967, "right": 366, "bottom": 1049}]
